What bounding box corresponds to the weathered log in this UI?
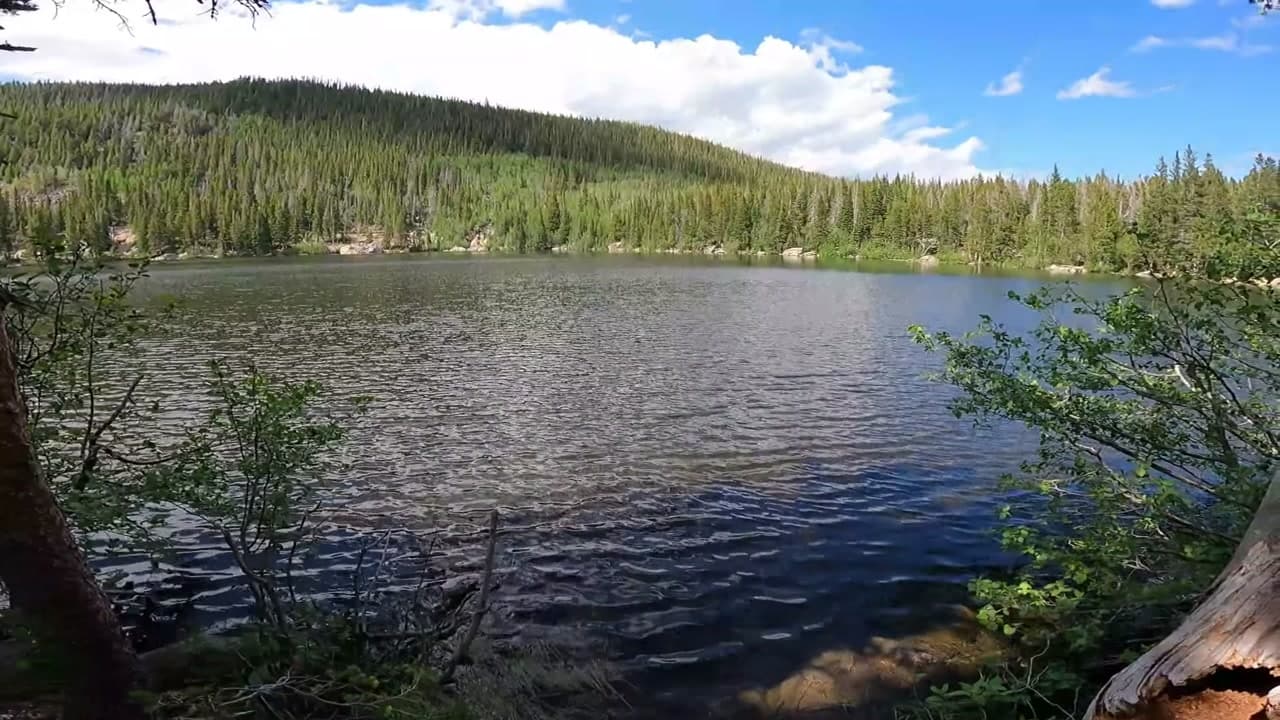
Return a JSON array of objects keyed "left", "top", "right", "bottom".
[{"left": 1087, "top": 471, "right": 1280, "bottom": 718}]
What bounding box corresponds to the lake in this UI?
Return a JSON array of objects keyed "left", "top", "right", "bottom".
[{"left": 109, "top": 255, "right": 1129, "bottom": 716}]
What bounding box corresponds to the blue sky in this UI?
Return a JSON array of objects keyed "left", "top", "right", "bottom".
[
  {"left": 549, "top": 0, "right": 1279, "bottom": 179},
  {"left": 4, "top": 0, "right": 1276, "bottom": 180}
]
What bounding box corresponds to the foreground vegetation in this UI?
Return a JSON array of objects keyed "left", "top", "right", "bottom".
[
  {"left": 910, "top": 270, "right": 1280, "bottom": 718},
  {"left": 0, "top": 251, "right": 623, "bottom": 720},
  {"left": 0, "top": 80, "right": 1276, "bottom": 279}
]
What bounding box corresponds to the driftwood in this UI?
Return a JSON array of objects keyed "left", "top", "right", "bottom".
[{"left": 1086, "top": 470, "right": 1280, "bottom": 718}]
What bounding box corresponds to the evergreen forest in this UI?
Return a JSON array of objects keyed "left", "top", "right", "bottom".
[{"left": 0, "top": 78, "right": 1277, "bottom": 278}]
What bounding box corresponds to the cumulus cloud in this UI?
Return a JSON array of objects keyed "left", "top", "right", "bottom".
[
  {"left": 983, "top": 68, "right": 1024, "bottom": 97},
  {"left": 1151, "top": 0, "right": 1194, "bottom": 8},
  {"left": 1133, "top": 31, "right": 1272, "bottom": 55},
  {"left": 2, "top": 0, "right": 988, "bottom": 180},
  {"left": 1056, "top": 67, "right": 1137, "bottom": 100}
]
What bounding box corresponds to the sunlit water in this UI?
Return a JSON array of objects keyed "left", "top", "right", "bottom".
[{"left": 101, "top": 255, "right": 1129, "bottom": 715}]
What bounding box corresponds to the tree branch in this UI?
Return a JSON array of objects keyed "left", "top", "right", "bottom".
[{"left": 442, "top": 508, "right": 498, "bottom": 683}]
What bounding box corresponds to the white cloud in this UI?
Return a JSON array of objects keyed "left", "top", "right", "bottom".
[
  {"left": 1056, "top": 67, "right": 1137, "bottom": 100},
  {"left": 615, "top": 13, "right": 630, "bottom": 25},
  {"left": 4, "top": 0, "right": 988, "bottom": 180},
  {"left": 1231, "top": 13, "right": 1268, "bottom": 30},
  {"left": 983, "top": 68, "right": 1023, "bottom": 97},
  {"left": 1151, "top": 0, "right": 1195, "bottom": 8},
  {"left": 1189, "top": 31, "right": 1273, "bottom": 55},
  {"left": 427, "top": 0, "right": 565, "bottom": 20},
  {"left": 1131, "top": 30, "right": 1272, "bottom": 55},
  {"left": 1190, "top": 33, "right": 1238, "bottom": 50},
  {"left": 797, "top": 28, "right": 863, "bottom": 74},
  {"left": 1131, "top": 35, "right": 1169, "bottom": 52},
  {"left": 799, "top": 27, "right": 863, "bottom": 54}
]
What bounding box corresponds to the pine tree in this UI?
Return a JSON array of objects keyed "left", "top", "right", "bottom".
[{"left": 0, "top": 80, "right": 1269, "bottom": 270}]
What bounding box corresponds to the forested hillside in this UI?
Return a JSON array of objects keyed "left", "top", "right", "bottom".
[{"left": 0, "top": 78, "right": 1276, "bottom": 277}]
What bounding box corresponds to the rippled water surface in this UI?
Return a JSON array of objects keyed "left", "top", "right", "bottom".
[{"left": 118, "top": 256, "right": 1128, "bottom": 715}]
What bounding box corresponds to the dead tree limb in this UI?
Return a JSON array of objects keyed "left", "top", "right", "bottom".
[
  {"left": 442, "top": 508, "right": 499, "bottom": 683},
  {"left": 1087, "top": 469, "right": 1280, "bottom": 718}
]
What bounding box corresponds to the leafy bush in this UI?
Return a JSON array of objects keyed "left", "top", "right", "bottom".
[{"left": 909, "top": 278, "right": 1280, "bottom": 717}]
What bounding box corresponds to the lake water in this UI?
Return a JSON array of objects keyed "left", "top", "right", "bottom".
[{"left": 110, "top": 255, "right": 1129, "bottom": 716}]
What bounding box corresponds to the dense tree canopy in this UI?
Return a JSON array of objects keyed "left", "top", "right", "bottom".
[{"left": 0, "top": 79, "right": 1276, "bottom": 278}]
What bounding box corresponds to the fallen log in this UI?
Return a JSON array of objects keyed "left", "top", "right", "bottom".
[{"left": 1087, "top": 469, "right": 1280, "bottom": 719}]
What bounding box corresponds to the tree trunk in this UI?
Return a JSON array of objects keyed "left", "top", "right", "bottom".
[
  {"left": 1086, "top": 470, "right": 1280, "bottom": 718},
  {"left": 0, "top": 313, "right": 143, "bottom": 720}
]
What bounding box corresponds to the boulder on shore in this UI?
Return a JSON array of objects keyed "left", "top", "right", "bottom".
[
  {"left": 1134, "top": 269, "right": 1155, "bottom": 278},
  {"left": 445, "top": 245, "right": 469, "bottom": 253},
  {"left": 802, "top": 250, "right": 818, "bottom": 260},
  {"left": 607, "top": 241, "right": 627, "bottom": 254},
  {"left": 918, "top": 254, "right": 940, "bottom": 269},
  {"left": 738, "top": 605, "right": 1004, "bottom": 716},
  {"left": 1046, "top": 264, "right": 1088, "bottom": 275},
  {"left": 467, "top": 230, "right": 491, "bottom": 253},
  {"left": 336, "top": 242, "right": 383, "bottom": 255},
  {"left": 1270, "top": 278, "right": 1280, "bottom": 290},
  {"left": 782, "top": 247, "right": 805, "bottom": 259}
]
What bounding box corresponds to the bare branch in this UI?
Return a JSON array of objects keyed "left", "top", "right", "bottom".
[
  {"left": 443, "top": 508, "right": 499, "bottom": 683},
  {"left": 74, "top": 374, "right": 142, "bottom": 491}
]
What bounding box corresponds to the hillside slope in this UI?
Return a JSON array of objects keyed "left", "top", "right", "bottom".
[{"left": 0, "top": 79, "right": 1275, "bottom": 276}]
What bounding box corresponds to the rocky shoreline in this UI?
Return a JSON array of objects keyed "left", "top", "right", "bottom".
[{"left": 10, "top": 227, "right": 1279, "bottom": 288}]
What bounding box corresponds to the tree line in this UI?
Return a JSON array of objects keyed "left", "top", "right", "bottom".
[{"left": 0, "top": 78, "right": 1276, "bottom": 278}]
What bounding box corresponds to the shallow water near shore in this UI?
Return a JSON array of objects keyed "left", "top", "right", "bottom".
[{"left": 100, "top": 254, "right": 1131, "bottom": 716}]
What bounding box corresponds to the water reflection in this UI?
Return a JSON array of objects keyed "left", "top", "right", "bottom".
[{"left": 107, "top": 255, "right": 1129, "bottom": 714}]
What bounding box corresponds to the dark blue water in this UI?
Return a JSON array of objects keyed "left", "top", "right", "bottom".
[{"left": 108, "top": 255, "right": 1130, "bottom": 714}]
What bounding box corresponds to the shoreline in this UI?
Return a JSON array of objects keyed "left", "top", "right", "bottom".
[{"left": 7, "top": 248, "right": 1278, "bottom": 287}]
